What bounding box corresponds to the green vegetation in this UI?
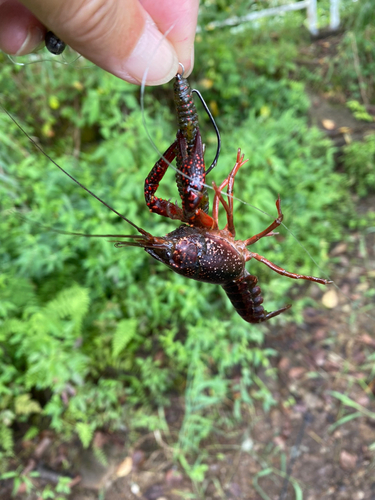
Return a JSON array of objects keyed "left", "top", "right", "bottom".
[
  {"left": 343, "top": 133, "right": 375, "bottom": 197},
  {"left": 0, "top": 0, "right": 373, "bottom": 491}
]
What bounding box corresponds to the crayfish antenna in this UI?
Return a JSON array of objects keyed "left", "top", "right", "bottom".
[
  {"left": 10, "top": 212, "right": 152, "bottom": 241},
  {"left": 113, "top": 235, "right": 169, "bottom": 250}
]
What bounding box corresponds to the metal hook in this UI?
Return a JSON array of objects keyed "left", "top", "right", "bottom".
[
  {"left": 177, "top": 62, "right": 185, "bottom": 77},
  {"left": 192, "top": 89, "right": 221, "bottom": 174}
]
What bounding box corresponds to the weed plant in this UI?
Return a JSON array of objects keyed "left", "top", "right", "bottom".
[{"left": 343, "top": 133, "right": 375, "bottom": 197}]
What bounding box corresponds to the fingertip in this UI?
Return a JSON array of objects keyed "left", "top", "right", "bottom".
[{"left": 0, "top": 1, "right": 44, "bottom": 55}]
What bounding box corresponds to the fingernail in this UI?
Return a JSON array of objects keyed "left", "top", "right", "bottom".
[
  {"left": 186, "top": 46, "right": 195, "bottom": 77},
  {"left": 119, "top": 17, "right": 178, "bottom": 85},
  {"left": 15, "top": 25, "right": 44, "bottom": 56}
]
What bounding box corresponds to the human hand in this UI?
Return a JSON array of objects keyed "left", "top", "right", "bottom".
[{"left": 0, "top": 0, "right": 199, "bottom": 85}]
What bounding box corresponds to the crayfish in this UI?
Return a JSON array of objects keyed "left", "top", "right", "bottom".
[
  {"left": 8, "top": 69, "right": 332, "bottom": 324},
  {"left": 115, "top": 71, "right": 332, "bottom": 323}
]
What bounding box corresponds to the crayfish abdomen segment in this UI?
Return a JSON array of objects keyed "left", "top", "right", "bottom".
[
  {"left": 173, "top": 73, "right": 199, "bottom": 150},
  {"left": 222, "top": 272, "right": 292, "bottom": 323}
]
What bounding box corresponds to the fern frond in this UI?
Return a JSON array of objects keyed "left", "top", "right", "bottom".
[
  {"left": 76, "top": 422, "right": 94, "bottom": 449},
  {"left": 14, "top": 394, "right": 41, "bottom": 416},
  {"left": 45, "top": 284, "right": 90, "bottom": 335},
  {"left": 46, "top": 284, "right": 90, "bottom": 318},
  {"left": 0, "top": 424, "right": 14, "bottom": 453},
  {"left": 93, "top": 445, "right": 108, "bottom": 467},
  {"left": 112, "top": 319, "right": 138, "bottom": 358}
]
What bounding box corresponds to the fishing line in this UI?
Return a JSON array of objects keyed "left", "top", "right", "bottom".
[
  {"left": 4, "top": 33, "right": 371, "bottom": 321},
  {"left": 6, "top": 49, "right": 83, "bottom": 67}
]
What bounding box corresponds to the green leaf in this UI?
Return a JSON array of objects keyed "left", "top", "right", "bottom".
[
  {"left": 112, "top": 319, "right": 138, "bottom": 358},
  {"left": 76, "top": 422, "right": 93, "bottom": 449},
  {"left": 14, "top": 394, "right": 41, "bottom": 416}
]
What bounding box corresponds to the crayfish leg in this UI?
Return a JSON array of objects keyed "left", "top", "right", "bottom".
[
  {"left": 212, "top": 148, "right": 248, "bottom": 235},
  {"left": 248, "top": 252, "right": 333, "bottom": 285},
  {"left": 244, "top": 196, "right": 283, "bottom": 247}
]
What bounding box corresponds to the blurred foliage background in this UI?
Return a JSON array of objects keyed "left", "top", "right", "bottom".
[{"left": 0, "top": 0, "right": 374, "bottom": 485}]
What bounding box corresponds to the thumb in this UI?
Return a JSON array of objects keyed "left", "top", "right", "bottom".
[{"left": 19, "top": 0, "right": 179, "bottom": 85}]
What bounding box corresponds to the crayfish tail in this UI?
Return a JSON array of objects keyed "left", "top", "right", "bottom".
[{"left": 222, "top": 273, "right": 291, "bottom": 324}]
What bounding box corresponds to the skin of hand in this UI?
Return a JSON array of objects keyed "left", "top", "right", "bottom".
[{"left": 0, "top": 0, "right": 199, "bottom": 85}]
